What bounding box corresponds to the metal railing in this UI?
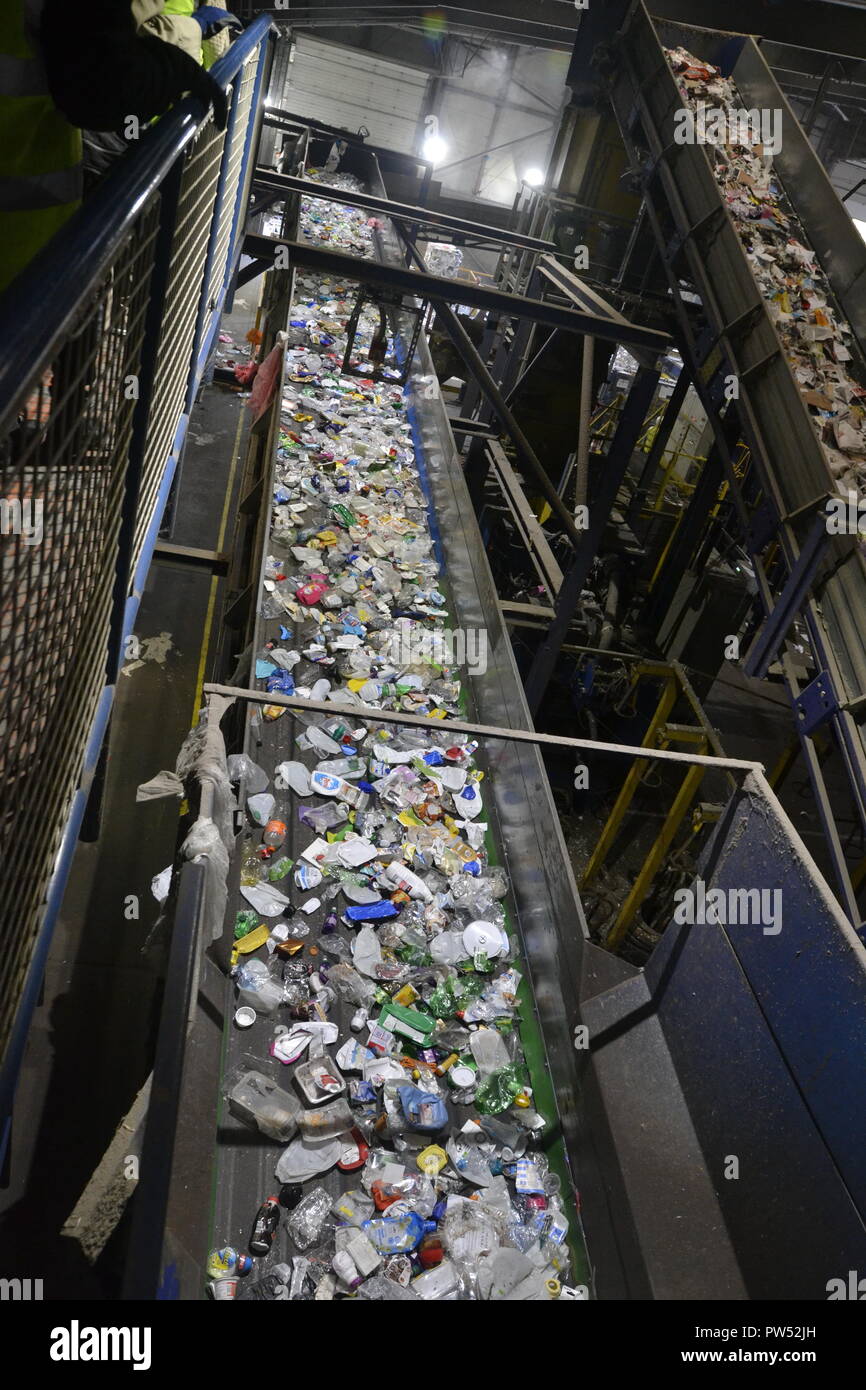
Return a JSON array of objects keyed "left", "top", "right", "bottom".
[{"left": 0, "top": 13, "right": 275, "bottom": 1170}]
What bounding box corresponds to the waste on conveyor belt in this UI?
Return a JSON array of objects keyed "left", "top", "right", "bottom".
[
  {"left": 666, "top": 47, "right": 866, "bottom": 496},
  {"left": 208, "top": 172, "right": 582, "bottom": 1302},
  {"left": 423, "top": 241, "right": 463, "bottom": 279}
]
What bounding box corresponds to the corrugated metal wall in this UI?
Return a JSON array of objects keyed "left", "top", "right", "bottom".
[{"left": 284, "top": 35, "right": 428, "bottom": 154}]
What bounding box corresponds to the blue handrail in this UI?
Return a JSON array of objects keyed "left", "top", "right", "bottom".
[
  {"left": 0, "top": 13, "right": 274, "bottom": 417},
  {"left": 0, "top": 13, "right": 274, "bottom": 1176}
]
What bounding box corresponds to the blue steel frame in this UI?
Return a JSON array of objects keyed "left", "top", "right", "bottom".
[
  {"left": 0, "top": 15, "right": 275, "bottom": 1175},
  {"left": 743, "top": 506, "right": 833, "bottom": 681}
]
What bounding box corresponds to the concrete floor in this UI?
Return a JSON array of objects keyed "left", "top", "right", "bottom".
[{"left": 0, "top": 299, "right": 257, "bottom": 1298}]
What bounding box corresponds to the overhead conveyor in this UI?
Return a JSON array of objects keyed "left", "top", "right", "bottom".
[{"left": 598, "top": 3, "right": 866, "bottom": 921}]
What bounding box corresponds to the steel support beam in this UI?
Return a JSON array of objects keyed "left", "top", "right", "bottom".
[
  {"left": 743, "top": 508, "right": 833, "bottom": 680},
  {"left": 263, "top": 108, "right": 434, "bottom": 179},
  {"left": 642, "top": 447, "right": 725, "bottom": 635},
  {"left": 629, "top": 367, "right": 692, "bottom": 521},
  {"left": 486, "top": 441, "right": 564, "bottom": 602},
  {"left": 524, "top": 366, "right": 660, "bottom": 714},
  {"left": 537, "top": 254, "right": 670, "bottom": 370},
  {"left": 254, "top": 169, "right": 558, "bottom": 254},
  {"left": 241, "top": 233, "right": 670, "bottom": 353},
  {"left": 431, "top": 298, "right": 586, "bottom": 547}
]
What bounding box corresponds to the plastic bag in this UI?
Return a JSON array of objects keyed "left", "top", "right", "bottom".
[
  {"left": 234, "top": 959, "right": 284, "bottom": 1015},
  {"left": 399, "top": 1086, "right": 449, "bottom": 1133},
  {"left": 470, "top": 1028, "right": 511, "bottom": 1076},
  {"left": 354, "top": 1275, "right": 419, "bottom": 1301},
  {"left": 332, "top": 1188, "right": 375, "bottom": 1227},
  {"left": 441, "top": 1202, "right": 500, "bottom": 1292},
  {"left": 276, "top": 1134, "right": 345, "bottom": 1183},
  {"left": 328, "top": 962, "right": 376, "bottom": 1006},
  {"left": 227, "top": 754, "right": 269, "bottom": 794},
  {"left": 247, "top": 792, "right": 276, "bottom": 826}
]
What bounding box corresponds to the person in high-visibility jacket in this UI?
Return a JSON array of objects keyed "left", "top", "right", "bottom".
[
  {"left": 135, "top": 2, "right": 240, "bottom": 69},
  {"left": 0, "top": 2, "right": 83, "bottom": 296},
  {"left": 0, "top": 0, "right": 235, "bottom": 296}
]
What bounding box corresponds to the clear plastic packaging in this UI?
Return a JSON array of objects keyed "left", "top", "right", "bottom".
[
  {"left": 354, "top": 1275, "right": 419, "bottom": 1301},
  {"left": 297, "top": 1096, "right": 353, "bottom": 1140},
  {"left": 328, "top": 962, "right": 377, "bottom": 1006},
  {"left": 228, "top": 1070, "right": 302, "bottom": 1143},
  {"left": 332, "top": 1188, "right": 375, "bottom": 1227},
  {"left": 441, "top": 1202, "right": 500, "bottom": 1293},
  {"left": 226, "top": 754, "right": 269, "bottom": 794},
  {"left": 288, "top": 1186, "right": 334, "bottom": 1250},
  {"left": 411, "top": 1258, "right": 459, "bottom": 1300},
  {"left": 234, "top": 959, "right": 284, "bottom": 1015},
  {"left": 363, "top": 1209, "right": 428, "bottom": 1254}
]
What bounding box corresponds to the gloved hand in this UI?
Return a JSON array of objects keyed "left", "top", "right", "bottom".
[
  {"left": 190, "top": 68, "right": 229, "bottom": 130},
  {"left": 192, "top": 6, "right": 242, "bottom": 40}
]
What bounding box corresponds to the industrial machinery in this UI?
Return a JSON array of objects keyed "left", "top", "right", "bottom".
[{"left": 2, "top": 4, "right": 866, "bottom": 1303}]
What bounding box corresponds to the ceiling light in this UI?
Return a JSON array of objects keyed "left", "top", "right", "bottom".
[{"left": 422, "top": 134, "right": 448, "bottom": 164}]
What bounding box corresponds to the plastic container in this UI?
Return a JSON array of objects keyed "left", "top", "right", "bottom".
[
  {"left": 294, "top": 1057, "right": 347, "bottom": 1105},
  {"left": 229, "top": 1071, "right": 302, "bottom": 1143}
]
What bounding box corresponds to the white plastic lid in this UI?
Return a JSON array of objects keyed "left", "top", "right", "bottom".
[
  {"left": 449, "top": 1065, "right": 476, "bottom": 1087},
  {"left": 462, "top": 920, "right": 503, "bottom": 957}
]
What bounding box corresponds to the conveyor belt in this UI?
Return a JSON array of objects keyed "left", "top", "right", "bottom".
[{"left": 205, "top": 158, "right": 592, "bottom": 1300}]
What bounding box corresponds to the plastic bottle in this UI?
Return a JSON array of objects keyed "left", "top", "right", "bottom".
[
  {"left": 249, "top": 1196, "right": 281, "bottom": 1255},
  {"left": 262, "top": 819, "right": 287, "bottom": 849},
  {"left": 240, "top": 843, "right": 267, "bottom": 887},
  {"left": 379, "top": 861, "right": 432, "bottom": 902},
  {"left": 470, "top": 1028, "right": 511, "bottom": 1076},
  {"left": 310, "top": 770, "right": 370, "bottom": 809},
  {"left": 332, "top": 1250, "right": 362, "bottom": 1290},
  {"left": 316, "top": 756, "right": 366, "bottom": 779}
]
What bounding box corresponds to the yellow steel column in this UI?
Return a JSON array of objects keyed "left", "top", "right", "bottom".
[
  {"left": 606, "top": 755, "right": 707, "bottom": 951},
  {"left": 580, "top": 673, "right": 678, "bottom": 888}
]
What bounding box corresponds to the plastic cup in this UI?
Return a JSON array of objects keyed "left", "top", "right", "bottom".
[{"left": 234, "top": 1006, "right": 256, "bottom": 1028}]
